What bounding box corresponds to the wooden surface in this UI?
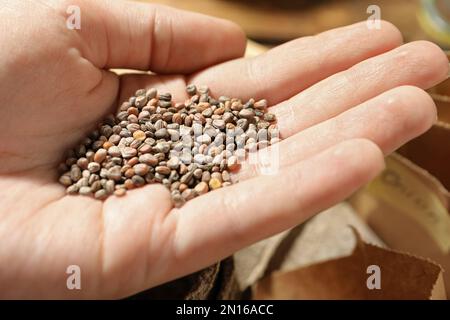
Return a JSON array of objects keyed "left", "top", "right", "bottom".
[{"left": 137, "top": 0, "right": 431, "bottom": 44}]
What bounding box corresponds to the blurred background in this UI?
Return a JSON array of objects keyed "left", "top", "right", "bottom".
[{"left": 139, "top": 0, "right": 450, "bottom": 48}]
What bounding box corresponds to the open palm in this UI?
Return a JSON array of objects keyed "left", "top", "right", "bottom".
[{"left": 0, "top": 0, "right": 447, "bottom": 298}]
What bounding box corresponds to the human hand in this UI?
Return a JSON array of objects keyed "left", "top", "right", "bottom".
[{"left": 0, "top": 0, "right": 447, "bottom": 298}]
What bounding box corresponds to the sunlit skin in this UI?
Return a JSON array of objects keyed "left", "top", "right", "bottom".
[{"left": 0, "top": 0, "right": 448, "bottom": 298}]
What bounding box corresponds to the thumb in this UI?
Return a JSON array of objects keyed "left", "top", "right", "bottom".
[{"left": 66, "top": 0, "right": 246, "bottom": 73}]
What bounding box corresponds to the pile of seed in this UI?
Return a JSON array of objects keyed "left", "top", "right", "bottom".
[{"left": 58, "top": 85, "right": 279, "bottom": 207}]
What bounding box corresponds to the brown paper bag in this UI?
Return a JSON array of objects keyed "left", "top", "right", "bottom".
[
  {"left": 349, "top": 68, "right": 450, "bottom": 296},
  {"left": 253, "top": 229, "right": 446, "bottom": 300}
]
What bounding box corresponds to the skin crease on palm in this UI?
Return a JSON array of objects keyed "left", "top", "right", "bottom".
[{"left": 0, "top": 0, "right": 448, "bottom": 299}]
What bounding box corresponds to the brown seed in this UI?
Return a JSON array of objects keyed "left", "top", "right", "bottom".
[
  {"left": 198, "top": 85, "right": 209, "bottom": 94},
  {"left": 77, "top": 158, "right": 89, "bottom": 170},
  {"left": 211, "top": 172, "right": 222, "bottom": 182},
  {"left": 146, "top": 88, "right": 157, "bottom": 100},
  {"left": 263, "top": 113, "right": 276, "bottom": 122},
  {"left": 212, "top": 119, "right": 226, "bottom": 130},
  {"left": 222, "top": 170, "right": 231, "bottom": 182},
  {"left": 94, "top": 149, "right": 107, "bottom": 163},
  {"left": 222, "top": 112, "right": 234, "bottom": 123},
  {"left": 107, "top": 166, "right": 122, "bottom": 181},
  {"left": 172, "top": 113, "right": 183, "bottom": 125},
  {"left": 214, "top": 106, "right": 225, "bottom": 115},
  {"left": 105, "top": 180, "right": 115, "bottom": 194},
  {"left": 186, "top": 84, "right": 197, "bottom": 96},
  {"left": 94, "top": 189, "right": 108, "bottom": 200},
  {"left": 122, "top": 147, "right": 137, "bottom": 158},
  {"left": 124, "top": 179, "right": 134, "bottom": 189},
  {"left": 124, "top": 168, "right": 135, "bottom": 178},
  {"left": 59, "top": 175, "right": 72, "bottom": 186},
  {"left": 135, "top": 95, "right": 148, "bottom": 108},
  {"left": 88, "top": 162, "right": 101, "bottom": 173},
  {"left": 227, "top": 156, "right": 240, "bottom": 172},
  {"left": 114, "top": 188, "right": 126, "bottom": 197},
  {"left": 133, "top": 130, "right": 146, "bottom": 141},
  {"left": 231, "top": 101, "right": 243, "bottom": 111},
  {"left": 130, "top": 175, "right": 144, "bottom": 186},
  {"left": 79, "top": 186, "right": 92, "bottom": 196},
  {"left": 70, "top": 166, "right": 82, "bottom": 181},
  {"left": 181, "top": 188, "right": 196, "bottom": 201},
  {"left": 127, "top": 157, "right": 139, "bottom": 167},
  {"left": 134, "top": 164, "right": 149, "bottom": 176},
  {"left": 179, "top": 163, "right": 188, "bottom": 175},
  {"left": 138, "top": 143, "right": 153, "bottom": 154},
  {"left": 66, "top": 185, "right": 79, "bottom": 194},
  {"left": 167, "top": 156, "right": 180, "bottom": 170},
  {"left": 193, "top": 168, "right": 203, "bottom": 179},
  {"left": 154, "top": 128, "right": 168, "bottom": 139},
  {"left": 209, "top": 178, "right": 222, "bottom": 190},
  {"left": 139, "top": 154, "right": 158, "bottom": 166},
  {"left": 194, "top": 182, "right": 209, "bottom": 195},
  {"left": 201, "top": 171, "right": 211, "bottom": 182},
  {"left": 254, "top": 99, "right": 268, "bottom": 110},
  {"left": 172, "top": 193, "right": 186, "bottom": 208},
  {"left": 109, "top": 134, "right": 121, "bottom": 145},
  {"left": 238, "top": 109, "right": 255, "bottom": 119},
  {"left": 155, "top": 166, "right": 171, "bottom": 175},
  {"left": 180, "top": 171, "right": 194, "bottom": 184},
  {"left": 103, "top": 141, "right": 114, "bottom": 150},
  {"left": 138, "top": 111, "right": 150, "bottom": 121},
  {"left": 108, "top": 146, "right": 121, "bottom": 157},
  {"left": 170, "top": 181, "right": 181, "bottom": 191}
]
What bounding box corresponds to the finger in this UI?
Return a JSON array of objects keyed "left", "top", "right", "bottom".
[
  {"left": 239, "top": 85, "right": 436, "bottom": 180},
  {"left": 99, "top": 183, "right": 173, "bottom": 298},
  {"left": 189, "top": 21, "right": 402, "bottom": 103},
  {"left": 172, "top": 139, "right": 384, "bottom": 274},
  {"left": 273, "top": 41, "right": 449, "bottom": 138},
  {"left": 72, "top": 0, "right": 246, "bottom": 72}
]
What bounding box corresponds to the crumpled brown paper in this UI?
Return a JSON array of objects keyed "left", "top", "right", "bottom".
[{"left": 253, "top": 229, "right": 446, "bottom": 300}]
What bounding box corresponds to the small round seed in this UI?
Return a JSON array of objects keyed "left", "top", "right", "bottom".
[
  {"left": 114, "top": 188, "right": 126, "bottom": 197},
  {"left": 133, "top": 130, "right": 146, "bottom": 141},
  {"left": 155, "top": 166, "right": 171, "bottom": 175},
  {"left": 122, "top": 147, "right": 137, "bottom": 158},
  {"left": 254, "top": 99, "right": 268, "bottom": 110},
  {"left": 193, "top": 168, "right": 203, "bottom": 179},
  {"left": 222, "top": 170, "right": 231, "bottom": 182},
  {"left": 201, "top": 171, "right": 211, "bottom": 183},
  {"left": 209, "top": 178, "right": 222, "bottom": 190},
  {"left": 212, "top": 119, "right": 226, "bottom": 130},
  {"left": 94, "top": 149, "right": 107, "bottom": 163},
  {"left": 77, "top": 158, "right": 89, "bottom": 170},
  {"left": 70, "top": 166, "right": 82, "bottom": 181},
  {"left": 79, "top": 186, "right": 92, "bottom": 196},
  {"left": 94, "top": 189, "right": 108, "bottom": 200},
  {"left": 227, "top": 156, "right": 240, "bottom": 172},
  {"left": 107, "top": 167, "right": 122, "bottom": 181},
  {"left": 139, "top": 154, "right": 158, "bottom": 166},
  {"left": 105, "top": 180, "right": 115, "bottom": 194},
  {"left": 108, "top": 146, "right": 121, "bottom": 157},
  {"left": 66, "top": 185, "right": 79, "bottom": 194},
  {"left": 167, "top": 156, "right": 180, "bottom": 170},
  {"left": 238, "top": 109, "right": 255, "bottom": 119},
  {"left": 134, "top": 164, "right": 150, "bottom": 176},
  {"left": 132, "top": 175, "right": 145, "bottom": 186},
  {"left": 88, "top": 162, "right": 101, "bottom": 173},
  {"left": 194, "top": 182, "right": 209, "bottom": 195},
  {"left": 59, "top": 175, "right": 72, "bottom": 187}
]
